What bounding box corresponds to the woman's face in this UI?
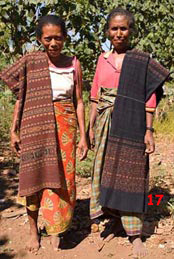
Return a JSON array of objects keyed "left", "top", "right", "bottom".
[
  {"left": 38, "top": 24, "right": 65, "bottom": 59},
  {"left": 107, "top": 15, "right": 131, "bottom": 51}
]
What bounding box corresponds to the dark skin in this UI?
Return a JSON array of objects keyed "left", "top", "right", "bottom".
[
  {"left": 39, "top": 24, "right": 88, "bottom": 161},
  {"left": 11, "top": 23, "right": 88, "bottom": 252},
  {"left": 89, "top": 15, "right": 154, "bottom": 258},
  {"left": 89, "top": 15, "right": 155, "bottom": 154},
  {"left": 11, "top": 24, "right": 88, "bottom": 160}
]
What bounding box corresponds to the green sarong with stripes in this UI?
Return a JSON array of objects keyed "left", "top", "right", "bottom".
[{"left": 90, "top": 87, "right": 117, "bottom": 219}]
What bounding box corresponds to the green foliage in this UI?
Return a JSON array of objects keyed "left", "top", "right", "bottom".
[
  {"left": 76, "top": 150, "right": 93, "bottom": 178},
  {"left": 154, "top": 103, "right": 174, "bottom": 135},
  {"left": 154, "top": 84, "right": 174, "bottom": 135},
  {"left": 0, "top": 89, "right": 15, "bottom": 141},
  {"left": 0, "top": 0, "right": 39, "bottom": 58},
  {"left": 0, "top": 0, "right": 174, "bottom": 78},
  {"left": 0, "top": 53, "right": 9, "bottom": 74},
  {"left": 0, "top": 0, "right": 173, "bottom": 176}
]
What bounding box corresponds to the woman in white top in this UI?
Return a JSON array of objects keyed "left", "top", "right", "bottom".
[{"left": 1, "top": 15, "right": 88, "bottom": 252}]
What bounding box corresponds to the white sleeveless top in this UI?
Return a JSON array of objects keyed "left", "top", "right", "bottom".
[{"left": 49, "top": 65, "right": 75, "bottom": 101}]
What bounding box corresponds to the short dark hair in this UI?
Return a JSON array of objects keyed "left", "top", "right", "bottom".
[
  {"left": 105, "top": 7, "right": 135, "bottom": 32},
  {"left": 36, "top": 15, "right": 67, "bottom": 39}
]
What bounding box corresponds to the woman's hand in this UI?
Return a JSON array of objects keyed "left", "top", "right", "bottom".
[
  {"left": 11, "top": 131, "right": 21, "bottom": 157},
  {"left": 77, "top": 137, "right": 88, "bottom": 161},
  {"left": 89, "top": 127, "right": 95, "bottom": 150},
  {"left": 144, "top": 130, "right": 155, "bottom": 154}
]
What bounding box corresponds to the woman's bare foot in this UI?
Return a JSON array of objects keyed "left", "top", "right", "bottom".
[
  {"left": 50, "top": 235, "right": 60, "bottom": 251},
  {"left": 26, "top": 233, "right": 40, "bottom": 253},
  {"left": 130, "top": 236, "right": 148, "bottom": 258}
]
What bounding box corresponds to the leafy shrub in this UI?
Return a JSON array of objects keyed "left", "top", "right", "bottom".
[
  {"left": 0, "top": 88, "right": 15, "bottom": 142},
  {"left": 154, "top": 84, "right": 174, "bottom": 136}
]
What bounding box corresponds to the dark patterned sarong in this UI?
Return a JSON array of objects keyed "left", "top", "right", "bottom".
[
  {"left": 100, "top": 137, "right": 149, "bottom": 213},
  {"left": 100, "top": 49, "right": 170, "bottom": 214}
]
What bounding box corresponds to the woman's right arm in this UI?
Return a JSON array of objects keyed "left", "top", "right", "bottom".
[
  {"left": 0, "top": 55, "right": 28, "bottom": 159},
  {"left": 0, "top": 55, "right": 27, "bottom": 156},
  {"left": 11, "top": 100, "right": 21, "bottom": 156},
  {"left": 88, "top": 55, "right": 102, "bottom": 149},
  {"left": 89, "top": 101, "right": 97, "bottom": 149}
]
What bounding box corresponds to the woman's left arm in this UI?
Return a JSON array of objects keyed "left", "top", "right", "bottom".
[
  {"left": 144, "top": 111, "right": 155, "bottom": 154},
  {"left": 75, "top": 59, "right": 88, "bottom": 160}
]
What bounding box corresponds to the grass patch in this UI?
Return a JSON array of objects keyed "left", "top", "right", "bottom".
[
  {"left": 76, "top": 150, "right": 94, "bottom": 178},
  {"left": 154, "top": 82, "right": 174, "bottom": 137}
]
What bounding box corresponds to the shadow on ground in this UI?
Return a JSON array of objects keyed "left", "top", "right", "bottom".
[
  {"left": 146, "top": 186, "right": 174, "bottom": 220},
  {"left": 60, "top": 198, "right": 91, "bottom": 250},
  {"left": 0, "top": 151, "right": 20, "bottom": 212},
  {"left": 0, "top": 171, "right": 19, "bottom": 212},
  {"left": 0, "top": 236, "right": 15, "bottom": 259}
]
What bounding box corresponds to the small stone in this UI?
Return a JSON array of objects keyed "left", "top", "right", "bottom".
[
  {"left": 158, "top": 244, "right": 165, "bottom": 249},
  {"left": 91, "top": 223, "right": 99, "bottom": 233}
]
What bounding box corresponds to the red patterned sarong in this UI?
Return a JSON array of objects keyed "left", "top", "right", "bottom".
[{"left": 18, "top": 100, "right": 77, "bottom": 235}]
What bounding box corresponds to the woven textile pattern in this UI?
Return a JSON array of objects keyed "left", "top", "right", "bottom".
[
  {"left": 90, "top": 87, "right": 117, "bottom": 219},
  {"left": 17, "top": 101, "right": 77, "bottom": 235},
  {"left": 0, "top": 52, "right": 74, "bottom": 196}
]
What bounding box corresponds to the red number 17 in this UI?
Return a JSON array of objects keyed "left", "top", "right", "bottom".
[{"left": 148, "top": 194, "right": 164, "bottom": 206}]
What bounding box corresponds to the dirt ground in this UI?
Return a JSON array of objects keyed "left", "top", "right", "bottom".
[{"left": 0, "top": 137, "right": 174, "bottom": 259}]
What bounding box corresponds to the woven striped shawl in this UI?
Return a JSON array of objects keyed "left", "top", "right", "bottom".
[
  {"left": 110, "top": 49, "right": 170, "bottom": 142},
  {"left": 0, "top": 51, "right": 64, "bottom": 196}
]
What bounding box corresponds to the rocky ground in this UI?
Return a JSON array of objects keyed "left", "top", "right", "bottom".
[{"left": 0, "top": 136, "right": 174, "bottom": 259}]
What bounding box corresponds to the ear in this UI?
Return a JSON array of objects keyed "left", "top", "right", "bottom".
[{"left": 105, "top": 30, "right": 111, "bottom": 40}]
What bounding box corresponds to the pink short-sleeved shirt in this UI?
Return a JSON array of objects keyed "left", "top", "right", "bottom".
[{"left": 91, "top": 51, "right": 156, "bottom": 111}]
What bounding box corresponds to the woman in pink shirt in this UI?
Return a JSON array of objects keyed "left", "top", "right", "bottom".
[{"left": 89, "top": 7, "right": 169, "bottom": 258}]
